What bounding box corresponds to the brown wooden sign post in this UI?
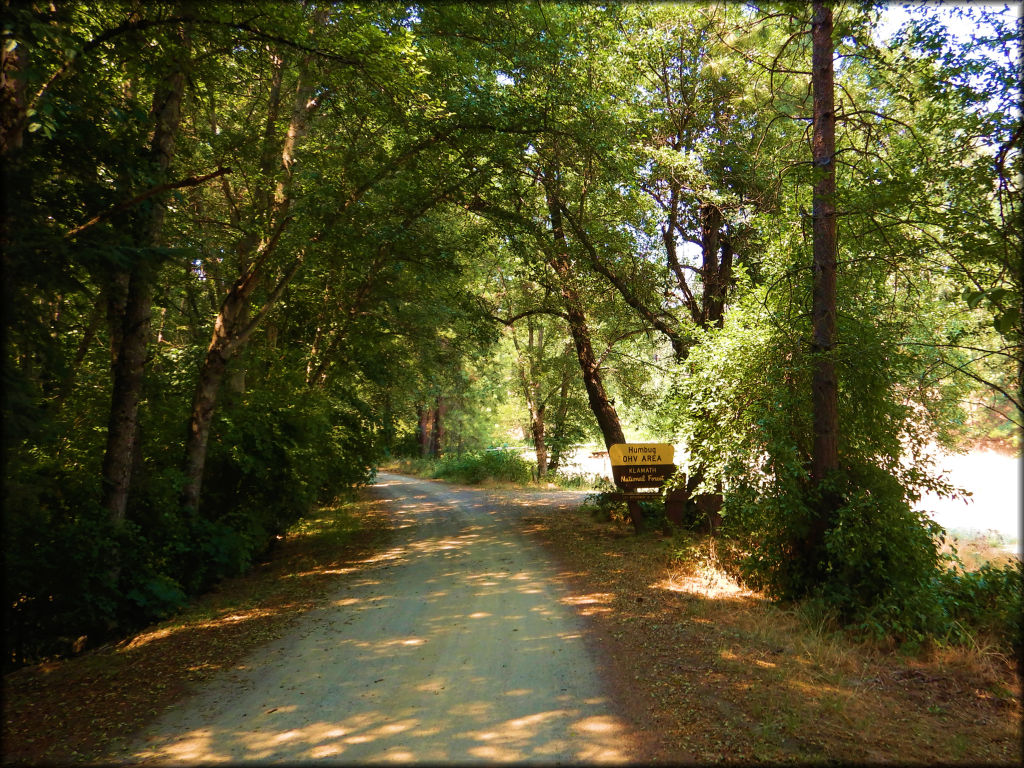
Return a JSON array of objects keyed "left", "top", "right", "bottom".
[{"left": 608, "top": 443, "right": 675, "bottom": 532}]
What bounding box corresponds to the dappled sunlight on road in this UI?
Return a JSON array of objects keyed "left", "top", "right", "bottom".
[
  {"left": 128, "top": 473, "right": 635, "bottom": 764},
  {"left": 137, "top": 703, "right": 629, "bottom": 764}
]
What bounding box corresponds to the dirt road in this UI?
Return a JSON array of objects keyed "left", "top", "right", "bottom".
[{"left": 126, "top": 473, "right": 640, "bottom": 763}]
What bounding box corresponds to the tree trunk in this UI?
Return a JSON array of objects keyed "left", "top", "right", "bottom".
[
  {"left": 180, "top": 286, "right": 245, "bottom": 511},
  {"left": 0, "top": 35, "right": 28, "bottom": 155},
  {"left": 810, "top": 1, "right": 839, "bottom": 487},
  {"left": 432, "top": 397, "right": 446, "bottom": 457},
  {"left": 418, "top": 404, "right": 436, "bottom": 458},
  {"left": 179, "top": 37, "right": 318, "bottom": 512},
  {"left": 530, "top": 404, "right": 547, "bottom": 480},
  {"left": 100, "top": 270, "right": 155, "bottom": 525},
  {"left": 699, "top": 203, "right": 721, "bottom": 328},
  {"left": 546, "top": 372, "right": 572, "bottom": 473},
  {"left": 101, "top": 40, "right": 187, "bottom": 526},
  {"left": 808, "top": 1, "right": 840, "bottom": 563},
  {"left": 543, "top": 178, "right": 625, "bottom": 451}
]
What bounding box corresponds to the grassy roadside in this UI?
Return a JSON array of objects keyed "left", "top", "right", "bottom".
[
  {"left": 501, "top": 488, "right": 1023, "bottom": 763},
  {"left": 1, "top": 492, "right": 393, "bottom": 766}
]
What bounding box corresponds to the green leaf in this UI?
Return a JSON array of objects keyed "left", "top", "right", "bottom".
[
  {"left": 962, "top": 289, "right": 986, "bottom": 309},
  {"left": 993, "top": 307, "right": 1020, "bottom": 335},
  {"left": 985, "top": 287, "right": 1010, "bottom": 305}
]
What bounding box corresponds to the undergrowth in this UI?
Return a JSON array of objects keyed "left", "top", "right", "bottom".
[{"left": 386, "top": 451, "right": 612, "bottom": 490}]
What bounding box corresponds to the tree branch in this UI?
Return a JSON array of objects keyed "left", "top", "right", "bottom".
[{"left": 64, "top": 167, "right": 231, "bottom": 239}]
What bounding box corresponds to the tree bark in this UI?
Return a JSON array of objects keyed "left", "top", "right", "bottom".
[
  {"left": 699, "top": 204, "right": 733, "bottom": 329},
  {"left": 432, "top": 397, "right": 447, "bottom": 457},
  {"left": 418, "top": 403, "right": 436, "bottom": 458},
  {"left": 559, "top": 201, "right": 689, "bottom": 360},
  {"left": 180, "top": 284, "right": 245, "bottom": 511},
  {"left": 542, "top": 175, "right": 625, "bottom": 451},
  {"left": 179, "top": 35, "right": 319, "bottom": 511},
  {"left": 180, "top": 249, "right": 301, "bottom": 510},
  {"left": 1, "top": 35, "right": 28, "bottom": 155},
  {"left": 101, "top": 33, "right": 188, "bottom": 526},
  {"left": 810, "top": 1, "right": 839, "bottom": 488},
  {"left": 530, "top": 404, "right": 547, "bottom": 480},
  {"left": 546, "top": 371, "right": 572, "bottom": 473},
  {"left": 805, "top": 0, "right": 841, "bottom": 573}
]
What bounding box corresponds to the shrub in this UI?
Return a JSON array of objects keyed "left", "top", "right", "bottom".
[
  {"left": 655, "top": 291, "right": 978, "bottom": 646},
  {"left": 934, "top": 559, "right": 1023, "bottom": 651},
  {"left": 3, "top": 462, "right": 121, "bottom": 666},
  {"left": 430, "top": 449, "right": 533, "bottom": 484},
  {"left": 199, "top": 385, "right": 378, "bottom": 590}
]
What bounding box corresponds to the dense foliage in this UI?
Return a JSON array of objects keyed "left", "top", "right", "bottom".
[{"left": 2, "top": 2, "right": 1019, "bottom": 666}]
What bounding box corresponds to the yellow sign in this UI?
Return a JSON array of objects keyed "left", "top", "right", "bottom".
[
  {"left": 609, "top": 443, "right": 674, "bottom": 466},
  {"left": 609, "top": 443, "right": 676, "bottom": 489}
]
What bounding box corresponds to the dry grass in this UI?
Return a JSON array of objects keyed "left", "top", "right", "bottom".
[{"left": 505, "top": 491, "right": 1023, "bottom": 764}]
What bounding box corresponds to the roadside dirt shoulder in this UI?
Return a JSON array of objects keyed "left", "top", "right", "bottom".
[{"left": 501, "top": 488, "right": 1022, "bottom": 763}]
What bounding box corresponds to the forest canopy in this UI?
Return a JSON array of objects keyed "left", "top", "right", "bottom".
[{"left": 2, "top": 1, "right": 1020, "bottom": 666}]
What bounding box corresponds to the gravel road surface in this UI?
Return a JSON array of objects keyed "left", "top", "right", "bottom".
[{"left": 126, "top": 473, "right": 639, "bottom": 763}]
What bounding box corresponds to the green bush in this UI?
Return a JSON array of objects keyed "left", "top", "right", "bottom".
[
  {"left": 3, "top": 463, "right": 121, "bottom": 666},
  {"left": 582, "top": 491, "right": 629, "bottom": 524},
  {"left": 199, "top": 386, "right": 378, "bottom": 588},
  {"left": 430, "top": 449, "right": 533, "bottom": 484},
  {"left": 934, "top": 559, "right": 1023, "bottom": 651},
  {"left": 656, "top": 291, "right": 983, "bottom": 646},
  {"left": 550, "top": 471, "right": 614, "bottom": 491}
]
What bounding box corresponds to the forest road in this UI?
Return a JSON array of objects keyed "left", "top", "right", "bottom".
[{"left": 126, "top": 472, "right": 642, "bottom": 764}]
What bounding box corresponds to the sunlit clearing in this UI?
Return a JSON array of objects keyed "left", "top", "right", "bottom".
[
  {"left": 292, "top": 566, "right": 357, "bottom": 578},
  {"left": 379, "top": 721, "right": 415, "bottom": 735},
  {"left": 561, "top": 592, "right": 614, "bottom": 615},
  {"left": 754, "top": 658, "right": 777, "bottom": 669},
  {"left": 656, "top": 564, "right": 760, "bottom": 601},
  {"left": 147, "top": 730, "right": 226, "bottom": 763}
]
